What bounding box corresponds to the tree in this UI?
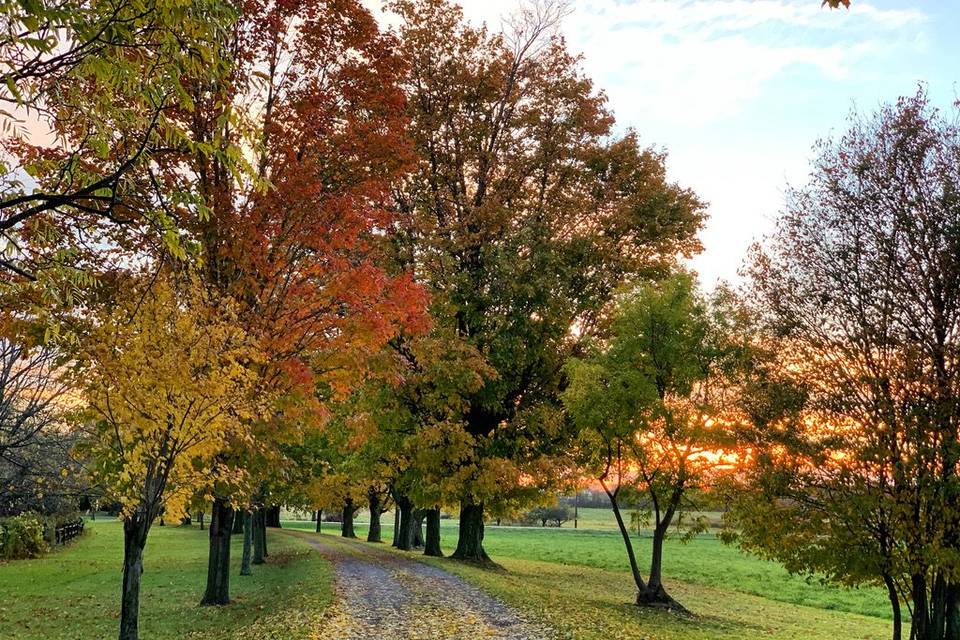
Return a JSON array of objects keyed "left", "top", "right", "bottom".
[
  {"left": 167, "top": 0, "right": 426, "bottom": 603},
  {"left": 563, "top": 273, "right": 744, "bottom": 610},
  {"left": 366, "top": 482, "right": 392, "bottom": 543},
  {"left": 545, "top": 505, "right": 572, "bottom": 527},
  {"left": 524, "top": 505, "right": 571, "bottom": 527},
  {"left": 381, "top": 330, "right": 496, "bottom": 556},
  {"left": 0, "top": 0, "right": 236, "bottom": 301},
  {"left": 339, "top": 485, "right": 364, "bottom": 539},
  {"left": 0, "top": 338, "right": 64, "bottom": 458},
  {"left": 729, "top": 90, "right": 960, "bottom": 640},
  {"left": 76, "top": 276, "right": 256, "bottom": 640},
  {"left": 389, "top": 0, "right": 705, "bottom": 562},
  {"left": 0, "top": 337, "right": 83, "bottom": 515}
]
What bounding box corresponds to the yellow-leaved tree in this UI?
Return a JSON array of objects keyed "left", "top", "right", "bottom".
[{"left": 76, "top": 276, "right": 257, "bottom": 640}]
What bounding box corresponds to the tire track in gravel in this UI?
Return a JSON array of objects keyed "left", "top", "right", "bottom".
[{"left": 286, "top": 531, "right": 556, "bottom": 640}]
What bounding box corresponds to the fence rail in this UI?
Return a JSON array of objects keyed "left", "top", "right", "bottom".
[{"left": 50, "top": 519, "right": 84, "bottom": 545}]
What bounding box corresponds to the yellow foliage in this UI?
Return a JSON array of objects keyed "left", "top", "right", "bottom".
[{"left": 76, "top": 277, "right": 260, "bottom": 522}]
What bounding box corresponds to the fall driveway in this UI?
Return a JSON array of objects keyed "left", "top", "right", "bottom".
[{"left": 287, "top": 531, "right": 556, "bottom": 639}]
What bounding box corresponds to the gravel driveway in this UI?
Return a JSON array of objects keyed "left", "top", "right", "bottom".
[{"left": 288, "top": 531, "right": 556, "bottom": 639}]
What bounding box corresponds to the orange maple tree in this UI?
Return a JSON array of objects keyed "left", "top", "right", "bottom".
[{"left": 146, "top": 0, "right": 429, "bottom": 605}]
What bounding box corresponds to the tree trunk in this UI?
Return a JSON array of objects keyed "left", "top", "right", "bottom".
[
  {"left": 198, "top": 512, "right": 204, "bottom": 530},
  {"left": 911, "top": 573, "right": 929, "bottom": 640},
  {"left": 932, "top": 574, "right": 948, "bottom": 640},
  {"left": 637, "top": 522, "right": 682, "bottom": 608},
  {"left": 367, "top": 488, "right": 383, "bottom": 543},
  {"left": 603, "top": 484, "right": 647, "bottom": 597},
  {"left": 231, "top": 511, "right": 244, "bottom": 534},
  {"left": 265, "top": 505, "right": 281, "bottom": 528},
  {"left": 240, "top": 511, "right": 253, "bottom": 576},
  {"left": 395, "top": 494, "right": 414, "bottom": 550},
  {"left": 424, "top": 507, "right": 443, "bottom": 557},
  {"left": 882, "top": 573, "right": 902, "bottom": 640},
  {"left": 341, "top": 498, "right": 356, "bottom": 538},
  {"left": 200, "top": 498, "right": 233, "bottom": 606},
  {"left": 392, "top": 506, "right": 401, "bottom": 546},
  {"left": 908, "top": 574, "right": 959, "bottom": 640},
  {"left": 451, "top": 500, "right": 489, "bottom": 562},
  {"left": 412, "top": 509, "right": 425, "bottom": 548},
  {"left": 907, "top": 572, "right": 953, "bottom": 640},
  {"left": 311, "top": 510, "right": 317, "bottom": 522},
  {"left": 118, "top": 515, "right": 150, "bottom": 640},
  {"left": 315, "top": 509, "right": 322, "bottom": 533},
  {"left": 945, "top": 583, "right": 959, "bottom": 640},
  {"left": 261, "top": 509, "right": 269, "bottom": 557},
  {"left": 252, "top": 509, "right": 265, "bottom": 565}
]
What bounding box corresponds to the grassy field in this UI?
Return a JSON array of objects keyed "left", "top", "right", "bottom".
[
  {"left": 285, "top": 515, "right": 891, "bottom": 620},
  {"left": 0, "top": 520, "right": 332, "bottom": 640},
  {"left": 0, "top": 512, "right": 898, "bottom": 640},
  {"left": 287, "top": 509, "right": 896, "bottom": 639},
  {"left": 424, "top": 553, "right": 893, "bottom": 640},
  {"left": 279, "top": 506, "right": 723, "bottom": 532},
  {"left": 296, "top": 529, "right": 896, "bottom": 640},
  {"left": 559, "top": 507, "right": 725, "bottom": 531}
]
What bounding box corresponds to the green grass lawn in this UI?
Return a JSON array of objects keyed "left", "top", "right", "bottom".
[
  {"left": 559, "top": 506, "right": 725, "bottom": 531},
  {"left": 297, "top": 529, "right": 896, "bottom": 640},
  {"left": 483, "top": 527, "right": 892, "bottom": 619},
  {"left": 278, "top": 506, "right": 721, "bottom": 532},
  {"left": 285, "top": 517, "right": 890, "bottom": 620},
  {"left": 423, "top": 553, "right": 894, "bottom": 640},
  {"left": 0, "top": 513, "right": 898, "bottom": 640},
  {"left": 0, "top": 520, "right": 332, "bottom": 640}
]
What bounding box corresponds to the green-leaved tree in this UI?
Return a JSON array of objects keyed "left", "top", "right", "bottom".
[{"left": 564, "top": 272, "right": 747, "bottom": 610}]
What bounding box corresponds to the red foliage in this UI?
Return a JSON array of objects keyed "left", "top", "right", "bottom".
[{"left": 192, "top": 0, "right": 429, "bottom": 398}]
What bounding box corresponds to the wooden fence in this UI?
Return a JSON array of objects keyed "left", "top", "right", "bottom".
[{"left": 49, "top": 519, "right": 84, "bottom": 546}]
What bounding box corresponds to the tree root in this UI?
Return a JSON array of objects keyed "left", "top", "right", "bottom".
[{"left": 635, "top": 588, "right": 691, "bottom": 616}]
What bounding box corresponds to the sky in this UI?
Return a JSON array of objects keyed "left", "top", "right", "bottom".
[{"left": 439, "top": 0, "right": 960, "bottom": 287}]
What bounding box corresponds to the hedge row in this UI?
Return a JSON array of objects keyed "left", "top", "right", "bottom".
[{"left": 0, "top": 513, "right": 84, "bottom": 560}]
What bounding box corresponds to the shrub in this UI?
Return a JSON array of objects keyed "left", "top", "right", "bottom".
[
  {"left": 0, "top": 512, "right": 84, "bottom": 559},
  {"left": 522, "top": 505, "right": 572, "bottom": 527},
  {"left": 0, "top": 513, "right": 48, "bottom": 559}
]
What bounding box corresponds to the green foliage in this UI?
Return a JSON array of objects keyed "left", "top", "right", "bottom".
[
  {"left": 385, "top": 0, "right": 706, "bottom": 533},
  {"left": 564, "top": 272, "right": 746, "bottom": 539},
  {"left": 0, "top": 0, "right": 239, "bottom": 320},
  {"left": 562, "top": 272, "right": 752, "bottom": 605},
  {"left": 0, "top": 512, "right": 47, "bottom": 559}
]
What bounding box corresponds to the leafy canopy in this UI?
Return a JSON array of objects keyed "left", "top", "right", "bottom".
[{"left": 77, "top": 276, "right": 259, "bottom": 522}]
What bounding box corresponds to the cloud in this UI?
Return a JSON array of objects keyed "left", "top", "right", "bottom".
[
  {"left": 451, "top": 0, "right": 926, "bottom": 127},
  {"left": 372, "top": 1, "right": 926, "bottom": 127}
]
